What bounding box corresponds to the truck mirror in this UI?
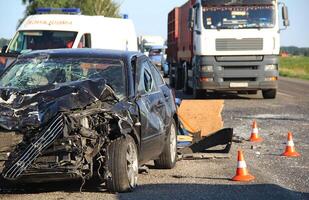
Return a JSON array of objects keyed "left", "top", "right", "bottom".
[
  {"left": 282, "top": 5, "right": 290, "bottom": 27},
  {"left": 1, "top": 45, "right": 8, "bottom": 54},
  {"left": 188, "top": 8, "right": 195, "bottom": 30}
]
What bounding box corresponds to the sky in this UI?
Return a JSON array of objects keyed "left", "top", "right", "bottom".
[{"left": 0, "top": 0, "right": 308, "bottom": 47}]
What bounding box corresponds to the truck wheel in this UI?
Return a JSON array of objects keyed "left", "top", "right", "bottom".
[
  {"left": 154, "top": 119, "right": 177, "bottom": 169},
  {"left": 183, "top": 81, "right": 192, "bottom": 94},
  {"left": 175, "top": 65, "right": 184, "bottom": 90},
  {"left": 247, "top": 90, "right": 258, "bottom": 95},
  {"left": 183, "top": 67, "right": 192, "bottom": 94},
  {"left": 106, "top": 135, "right": 138, "bottom": 193},
  {"left": 169, "top": 64, "right": 175, "bottom": 88},
  {"left": 262, "top": 89, "right": 277, "bottom": 99},
  {"left": 193, "top": 88, "right": 204, "bottom": 99}
]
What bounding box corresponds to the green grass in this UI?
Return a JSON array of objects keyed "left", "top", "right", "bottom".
[{"left": 279, "top": 56, "right": 309, "bottom": 80}]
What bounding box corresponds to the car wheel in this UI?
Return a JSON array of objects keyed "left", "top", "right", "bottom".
[
  {"left": 154, "top": 119, "right": 177, "bottom": 169},
  {"left": 106, "top": 135, "right": 138, "bottom": 193},
  {"left": 262, "top": 89, "right": 277, "bottom": 99}
]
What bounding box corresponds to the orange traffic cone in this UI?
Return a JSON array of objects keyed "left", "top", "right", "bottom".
[
  {"left": 282, "top": 132, "right": 300, "bottom": 157},
  {"left": 232, "top": 150, "right": 255, "bottom": 182},
  {"left": 250, "top": 120, "right": 263, "bottom": 142}
]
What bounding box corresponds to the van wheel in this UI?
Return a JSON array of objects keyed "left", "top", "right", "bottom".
[
  {"left": 262, "top": 89, "right": 277, "bottom": 99},
  {"left": 106, "top": 135, "right": 138, "bottom": 193},
  {"left": 154, "top": 119, "right": 177, "bottom": 169}
]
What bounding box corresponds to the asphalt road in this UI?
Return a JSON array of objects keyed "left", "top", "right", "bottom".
[{"left": 1, "top": 77, "right": 308, "bottom": 200}]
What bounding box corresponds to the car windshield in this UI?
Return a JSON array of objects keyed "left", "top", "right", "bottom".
[
  {"left": 0, "top": 56, "right": 126, "bottom": 99},
  {"left": 203, "top": 5, "right": 275, "bottom": 29},
  {"left": 8, "top": 31, "right": 78, "bottom": 53},
  {"left": 149, "top": 49, "right": 162, "bottom": 56}
]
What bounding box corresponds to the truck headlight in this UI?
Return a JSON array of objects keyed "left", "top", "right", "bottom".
[
  {"left": 265, "top": 64, "right": 278, "bottom": 71},
  {"left": 201, "top": 66, "right": 214, "bottom": 72}
]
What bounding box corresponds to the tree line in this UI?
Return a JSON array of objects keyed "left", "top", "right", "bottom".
[
  {"left": 0, "top": 38, "right": 10, "bottom": 48},
  {"left": 281, "top": 46, "right": 309, "bottom": 57},
  {"left": 21, "top": 0, "right": 120, "bottom": 17}
]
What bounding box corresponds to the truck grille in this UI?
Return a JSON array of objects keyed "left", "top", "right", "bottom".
[
  {"left": 224, "top": 78, "right": 256, "bottom": 82},
  {"left": 216, "top": 38, "right": 263, "bottom": 51}
]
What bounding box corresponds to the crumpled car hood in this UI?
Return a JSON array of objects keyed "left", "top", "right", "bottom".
[{"left": 0, "top": 78, "right": 117, "bottom": 131}]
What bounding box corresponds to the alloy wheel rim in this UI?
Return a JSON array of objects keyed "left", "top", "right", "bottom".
[
  {"left": 126, "top": 142, "right": 138, "bottom": 188},
  {"left": 170, "top": 123, "right": 177, "bottom": 163}
]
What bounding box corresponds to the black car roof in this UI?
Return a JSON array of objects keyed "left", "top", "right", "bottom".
[{"left": 18, "top": 48, "right": 142, "bottom": 62}]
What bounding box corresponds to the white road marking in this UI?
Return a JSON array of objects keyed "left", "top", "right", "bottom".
[{"left": 278, "top": 92, "right": 293, "bottom": 98}]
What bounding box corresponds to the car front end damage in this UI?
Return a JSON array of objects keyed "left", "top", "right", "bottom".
[{"left": 0, "top": 78, "right": 137, "bottom": 186}]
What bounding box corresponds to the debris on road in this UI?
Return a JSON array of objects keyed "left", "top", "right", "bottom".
[
  {"left": 178, "top": 128, "right": 233, "bottom": 155},
  {"left": 176, "top": 99, "right": 233, "bottom": 156},
  {"left": 178, "top": 100, "right": 224, "bottom": 137}
]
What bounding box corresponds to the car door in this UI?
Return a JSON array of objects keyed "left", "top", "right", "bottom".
[
  {"left": 135, "top": 57, "right": 166, "bottom": 161},
  {"left": 147, "top": 60, "right": 175, "bottom": 127}
]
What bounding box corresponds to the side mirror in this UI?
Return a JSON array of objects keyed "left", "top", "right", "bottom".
[
  {"left": 1, "top": 45, "right": 8, "bottom": 54},
  {"left": 188, "top": 8, "right": 195, "bottom": 31},
  {"left": 282, "top": 5, "right": 290, "bottom": 27}
]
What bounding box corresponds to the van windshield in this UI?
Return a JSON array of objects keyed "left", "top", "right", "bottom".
[
  {"left": 149, "top": 49, "right": 162, "bottom": 56},
  {"left": 7, "top": 31, "right": 78, "bottom": 53}
]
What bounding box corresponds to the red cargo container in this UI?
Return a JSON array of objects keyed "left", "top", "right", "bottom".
[{"left": 167, "top": 0, "right": 195, "bottom": 64}]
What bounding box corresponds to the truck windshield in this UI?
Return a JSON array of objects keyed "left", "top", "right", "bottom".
[
  {"left": 203, "top": 5, "right": 275, "bottom": 29},
  {"left": 7, "top": 31, "right": 78, "bottom": 53},
  {"left": 0, "top": 57, "right": 126, "bottom": 99}
]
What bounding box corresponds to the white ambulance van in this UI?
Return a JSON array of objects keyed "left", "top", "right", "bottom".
[{"left": 3, "top": 12, "right": 138, "bottom": 54}]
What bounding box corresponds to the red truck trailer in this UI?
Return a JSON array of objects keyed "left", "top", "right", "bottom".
[{"left": 167, "top": 0, "right": 195, "bottom": 89}]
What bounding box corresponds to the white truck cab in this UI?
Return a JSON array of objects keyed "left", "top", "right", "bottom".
[
  {"left": 4, "top": 13, "right": 138, "bottom": 54},
  {"left": 185, "top": 0, "right": 289, "bottom": 99}
]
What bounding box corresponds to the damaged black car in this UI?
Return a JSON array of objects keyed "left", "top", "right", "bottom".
[{"left": 0, "top": 49, "right": 177, "bottom": 193}]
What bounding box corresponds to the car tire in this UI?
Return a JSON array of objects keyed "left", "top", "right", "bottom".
[
  {"left": 106, "top": 135, "right": 138, "bottom": 193},
  {"left": 262, "top": 89, "right": 276, "bottom": 99},
  {"left": 154, "top": 119, "right": 177, "bottom": 169}
]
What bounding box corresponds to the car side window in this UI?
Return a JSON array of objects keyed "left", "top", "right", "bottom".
[
  {"left": 147, "top": 60, "right": 165, "bottom": 86},
  {"left": 144, "top": 68, "right": 153, "bottom": 93},
  {"left": 137, "top": 59, "right": 157, "bottom": 94}
]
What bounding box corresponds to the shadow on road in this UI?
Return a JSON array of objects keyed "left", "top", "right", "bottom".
[
  {"left": 175, "top": 90, "right": 263, "bottom": 100},
  {"left": 118, "top": 183, "right": 308, "bottom": 200},
  {"left": 1, "top": 181, "right": 308, "bottom": 200}
]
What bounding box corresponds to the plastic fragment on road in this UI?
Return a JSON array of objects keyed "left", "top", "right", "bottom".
[{"left": 178, "top": 100, "right": 224, "bottom": 137}]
